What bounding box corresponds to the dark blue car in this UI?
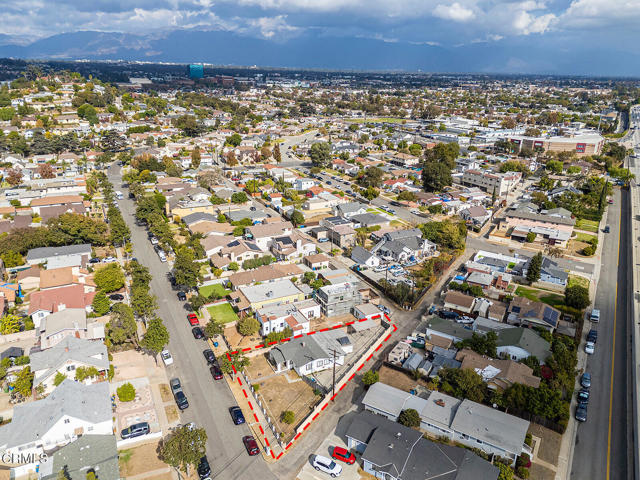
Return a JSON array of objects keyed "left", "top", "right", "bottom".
[{"left": 230, "top": 406, "right": 246, "bottom": 425}]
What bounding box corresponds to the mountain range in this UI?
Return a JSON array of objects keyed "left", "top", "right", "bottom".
[{"left": 0, "top": 29, "right": 638, "bottom": 76}]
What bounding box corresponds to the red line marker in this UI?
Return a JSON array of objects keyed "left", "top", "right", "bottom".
[
  {"left": 225, "top": 353, "right": 231, "bottom": 360},
  {"left": 280, "top": 337, "right": 291, "bottom": 342},
  {"left": 313, "top": 413, "right": 320, "bottom": 420},
  {"left": 339, "top": 384, "right": 345, "bottom": 391},
  {"left": 392, "top": 324, "right": 398, "bottom": 332},
  {"left": 276, "top": 452, "right": 283, "bottom": 459},
  {"left": 255, "top": 344, "right": 264, "bottom": 349},
  {"left": 345, "top": 321, "right": 355, "bottom": 326},
  {"left": 384, "top": 333, "right": 392, "bottom": 341},
  {"left": 357, "top": 364, "right": 364, "bottom": 371},
  {"left": 248, "top": 401, "right": 254, "bottom": 410},
  {"left": 285, "top": 443, "right": 292, "bottom": 450},
  {"left": 294, "top": 433, "right": 302, "bottom": 440},
  {"left": 237, "top": 377, "right": 242, "bottom": 386},
  {"left": 242, "top": 347, "right": 252, "bottom": 352},
  {"left": 254, "top": 413, "right": 259, "bottom": 422},
  {"left": 243, "top": 390, "right": 248, "bottom": 398},
  {"left": 321, "top": 404, "right": 328, "bottom": 411},
  {"left": 330, "top": 394, "right": 337, "bottom": 401},
  {"left": 268, "top": 341, "right": 278, "bottom": 346},
  {"left": 307, "top": 331, "right": 316, "bottom": 336},
  {"left": 294, "top": 334, "right": 304, "bottom": 339},
  {"left": 375, "top": 344, "right": 382, "bottom": 351},
  {"left": 230, "top": 350, "right": 239, "bottom": 355},
  {"left": 358, "top": 318, "right": 367, "bottom": 322},
  {"left": 303, "top": 423, "right": 310, "bottom": 431},
  {"left": 348, "top": 373, "right": 355, "bottom": 381},
  {"left": 332, "top": 324, "right": 342, "bottom": 329},
  {"left": 366, "top": 353, "right": 373, "bottom": 361},
  {"left": 265, "top": 438, "right": 270, "bottom": 447},
  {"left": 271, "top": 450, "right": 275, "bottom": 459},
  {"left": 319, "top": 327, "right": 330, "bottom": 332},
  {"left": 259, "top": 425, "right": 264, "bottom": 435}
]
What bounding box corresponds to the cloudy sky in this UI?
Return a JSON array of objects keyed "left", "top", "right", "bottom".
[{"left": 2, "top": 0, "right": 639, "bottom": 74}]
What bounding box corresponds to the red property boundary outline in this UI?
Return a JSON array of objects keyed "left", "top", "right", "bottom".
[{"left": 226, "top": 314, "right": 395, "bottom": 460}]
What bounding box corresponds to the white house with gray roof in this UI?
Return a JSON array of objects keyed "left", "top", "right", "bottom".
[
  {"left": 362, "top": 382, "right": 530, "bottom": 464},
  {"left": 0, "top": 380, "right": 112, "bottom": 457},
  {"left": 37, "top": 434, "right": 119, "bottom": 480},
  {"left": 31, "top": 336, "right": 109, "bottom": 394},
  {"left": 26, "top": 244, "right": 92, "bottom": 266}
]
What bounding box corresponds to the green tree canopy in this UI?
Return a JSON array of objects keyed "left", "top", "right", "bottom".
[
  {"left": 526, "top": 252, "right": 543, "bottom": 283},
  {"left": 94, "top": 263, "right": 125, "bottom": 293},
  {"left": 91, "top": 291, "right": 111, "bottom": 316},
  {"left": 398, "top": 408, "right": 421, "bottom": 428},
  {"left": 310, "top": 142, "right": 332, "bottom": 168},
  {"left": 159, "top": 425, "right": 208, "bottom": 476},
  {"left": 141, "top": 317, "right": 170, "bottom": 360}
]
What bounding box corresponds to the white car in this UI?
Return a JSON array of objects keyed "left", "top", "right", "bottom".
[
  {"left": 312, "top": 455, "right": 342, "bottom": 477},
  {"left": 161, "top": 350, "right": 174, "bottom": 366},
  {"left": 585, "top": 342, "right": 595, "bottom": 355},
  {"left": 103, "top": 256, "right": 117, "bottom": 263}
]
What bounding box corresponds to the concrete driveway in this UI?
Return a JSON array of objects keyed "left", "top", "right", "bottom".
[{"left": 296, "top": 432, "right": 361, "bottom": 480}]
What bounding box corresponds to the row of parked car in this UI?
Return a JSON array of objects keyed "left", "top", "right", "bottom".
[{"left": 576, "top": 308, "right": 600, "bottom": 422}]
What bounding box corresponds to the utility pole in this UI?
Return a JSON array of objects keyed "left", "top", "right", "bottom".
[{"left": 332, "top": 348, "right": 337, "bottom": 400}]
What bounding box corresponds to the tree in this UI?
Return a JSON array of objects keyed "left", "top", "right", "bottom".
[
  {"left": 422, "top": 161, "right": 452, "bottom": 192},
  {"left": 231, "top": 192, "right": 248, "bottom": 204},
  {"left": 173, "top": 115, "right": 203, "bottom": 137},
  {"left": 117, "top": 382, "right": 136, "bottom": 402},
  {"left": 0, "top": 250, "right": 23, "bottom": 268},
  {"left": 310, "top": 142, "right": 331, "bottom": 168},
  {"left": 131, "top": 285, "right": 158, "bottom": 319},
  {"left": 159, "top": 424, "right": 208, "bottom": 476},
  {"left": 54, "top": 371, "right": 67, "bottom": 386},
  {"left": 565, "top": 285, "right": 590, "bottom": 309},
  {"left": 12, "top": 366, "right": 34, "bottom": 396},
  {"left": 237, "top": 316, "right": 260, "bottom": 336},
  {"left": 225, "top": 133, "right": 242, "bottom": 147},
  {"left": 218, "top": 351, "right": 249, "bottom": 375},
  {"left": 362, "top": 370, "right": 379, "bottom": 387},
  {"left": 92, "top": 291, "right": 110, "bottom": 316},
  {"left": 5, "top": 168, "right": 22, "bottom": 186},
  {"left": 273, "top": 143, "right": 282, "bottom": 163},
  {"left": 36, "top": 163, "right": 56, "bottom": 179},
  {"left": 173, "top": 247, "right": 201, "bottom": 288},
  {"left": 357, "top": 166, "right": 384, "bottom": 188},
  {"left": 141, "top": 317, "right": 170, "bottom": 361},
  {"left": 397, "top": 191, "right": 416, "bottom": 202},
  {"left": 497, "top": 463, "right": 514, "bottom": 480},
  {"left": 290, "top": 210, "right": 305, "bottom": 227},
  {"left": 281, "top": 410, "right": 295, "bottom": 424},
  {"left": 0, "top": 314, "right": 21, "bottom": 334},
  {"left": 204, "top": 321, "right": 224, "bottom": 338},
  {"left": 362, "top": 186, "right": 379, "bottom": 200},
  {"left": 546, "top": 160, "right": 563, "bottom": 174},
  {"left": 228, "top": 261, "right": 239, "bottom": 271},
  {"left": 527, "top": 252, "right": 543, "bottom": 283},
  {"left": 94, "top": 263, "right": 125, "bottom": 293},
  {"left": 525, "top": 232, "right": 536, "bottom": 243},
  {"left": 191, "top": 147, "right": 201, "bottom": 169},
  {"left": 398, "top": 409, "right": 421, "bottom": 428},
  {"left": 501, "top": 117, "right": 517, "bottom": 129},
  {"left": 424, "top": 143, "right": 459, "bottom": 169},
  {"left": 538, "top": 176, "right": 554, "bottom": 191}
]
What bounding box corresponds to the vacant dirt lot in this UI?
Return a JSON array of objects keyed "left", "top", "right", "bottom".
[
  {"left": 159, "top": 384, "right": 172, "bottom": 402},
  {"left": 378, "top": 364, "right": 430, "bottom": 392},
  {"left": 529, "top": 423, "right": 561, "bottom": 465},
  {"left": 256, "top": 371, "right": 319, "bottom": 441},
  {"left": 245, "top": 354, "right": 275, "bottom": 380},
  {"left": 119, "top": 441, "right": 168, "bottom": 477},
  {"left": 164, "top": 405, "right": 179, "bottom": 423}
]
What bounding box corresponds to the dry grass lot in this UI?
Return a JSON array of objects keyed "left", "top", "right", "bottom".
[
  {"left": 257, "top": 372, "right": 319, "bottom": 439},
  {"left": 159, "top": 384, "right": 172, "bottom": 402},
  {"left": 119, "top": 442, "right": 168, "bottom": 477},
  {"left": 164, "top": 405, "right": 179, "bottom": 423},
  {"left": 378, "top": 365, "right": 430, "bottom": 393},
  {"left": 528, "top": 424, "right": 561, "bottom": 465},
  {"left": 244, "top": 354, "right": 275, "bottom": 381}
]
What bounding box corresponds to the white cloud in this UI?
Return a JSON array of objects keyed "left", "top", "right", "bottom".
[
  {"left": 560, "top": 0, "right": 640, "bottom": 28},
  {"left": 245, "top": 15, "right": 300, "bottom": 39},
  {"left": 433, "top": 2, "right": 475, "bottom": 22}
]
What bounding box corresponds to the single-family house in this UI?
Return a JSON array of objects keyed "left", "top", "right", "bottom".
[
  {"left": 239, "top": 279, "right": 305, "bottom": 311},
  {"left": 268, "top": 330, "right": 350, "bottom": 375},
  {"left": 507, "top": 296, "right": 560, "bottom": 331},
  {"left": 350, "top": 246, "right": 381, "bottom": 268},
  {"left": 37, "top": 308, "right": 105, "bottom": 350},
  {"left": 255, "top": 299, "right": 320, "bottom": 336}
]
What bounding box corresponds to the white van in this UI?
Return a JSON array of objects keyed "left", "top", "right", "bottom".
[{"left": 115, "top": 191, "right": 124, "bottom": 199}]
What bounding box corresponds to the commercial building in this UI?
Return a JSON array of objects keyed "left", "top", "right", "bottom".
[
  {"left": 461, "top": 170, "right": 522, "bottom": 196},
  {"left": 508, "top": 133, "right": 604, "bottom": 156},
  {"left": 188, "top": 64, "right": 204, "bottom": 79}
]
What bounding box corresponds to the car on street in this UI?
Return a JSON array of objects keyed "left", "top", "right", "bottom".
[
  {"left": 577, "top": 388, "right": 590, "bottom": 406},
  {"left": 192, "top": 327, "right": 205, "bottom": 339},
  {"left": 242, "top": 435, "right": 260, "bottom": 456},
  {"left": 161, "top": 350, "right": 174, "bottom": 366},
  {"left": 580, "top": 372, "right": 592, "bottom": 389},
  {"left": 197, "top": 456, "right": 211, "bottom": 479},
  {"left": 590, "top": 309, "right": 600, "bottom": 323},
  {"left": 378, "top": 304, "right": 390, "bottom": 315},
  {"left": 604, "top": 225, "right": 610, "bottom": 233},
  {"left": 150, "top": 236, "right": 159, "bottom": 245},
  {"left": 312, "top": 455, "right": 343, "bottom": 477},
  {"left": 585, "top": 341, "right": 595, "bottom": 354},
  {"left": 210, "top": 364, "right": 223, "bottom": 380},
  {"left": 587, "top": 329, "right": 598, "bottom": 343},
  {"left": 170, "top": 378, "right": 189, "bottom": 410},
  {"left": 121, "top": 422, "right": 150, "bottom": 439},
  {"left": 203, "top": 349, "right": 216, "bottom": 364},
  {"left": 331, "top": 446, "right": 356, "bottom": 464},
  {"left": 187, "top": 313, "right": 200, "bottom": 326},
  {"left": 229, "top": 406, "right": 246, "bottom": 424},
  {"left": 575, "top": 404, "right": 588, "bottom": 422},
  {"left": 109, "top": 293, "right": 124, "bottom": 301},
  {"left": 177, "top": 291, "right": 187, "bottom": 301}
]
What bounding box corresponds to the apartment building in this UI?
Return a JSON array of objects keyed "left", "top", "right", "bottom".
[
  {"left": 461, "top": 170, "right": 522, "bottom": 196},
  {"left": 316, "top": 281, "right": 363, "bottom": 317}
]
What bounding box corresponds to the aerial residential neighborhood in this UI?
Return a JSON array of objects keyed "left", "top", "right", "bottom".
[{"left": 0, "top": 53, "right": 635, "bottom": 480}]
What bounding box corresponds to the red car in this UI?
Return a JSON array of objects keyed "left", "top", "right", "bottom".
[
  {"left": 242, "top": 435, "right": 260, "bottom": 456},
  {"left": 187, "top": 313, "right": 199, "bottom": 326},
  {"left": 331, "top": 446, "right": 356, "bottom": 464}
]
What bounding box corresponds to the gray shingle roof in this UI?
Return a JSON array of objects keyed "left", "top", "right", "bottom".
[
  {"left": 182, "top": 212, "right": 219, "bottom": 225},
  {"left": 0, "top": 380, "right": 111, "bottom": 449},
  {"left": 351, "top": 246, "right": 375, "bottom": 265},
  {"left": 26, "top": 244, "right": 92, "bottom": 262},
  {"left": 496, "top": 327, "right": 551, "bottom": 361},
  {"left": 39, "top": 434, "right": 119, "bottom": 480}
]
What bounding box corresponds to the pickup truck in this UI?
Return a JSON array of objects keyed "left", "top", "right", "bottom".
[{"left": 170, "top": 378, "right": 189, "bottom": 410}]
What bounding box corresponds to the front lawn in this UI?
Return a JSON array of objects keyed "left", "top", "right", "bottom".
[
  {"left": 575, "top": 219, "right": 599, "bottom": 233},
  {"left": 515, "top": 286, "right": 564, "bottom": 308},
  {"left": 574, "top": 232, "right": 597, "bottom": 243},
  {"left": 207, "top": 302, "right": 239, "bottom": 324},
  {"left": 199, "top": 283, "right": 231, "bottom": 298},
  {"left": 568, "top": 275, "right": 590, "bottom": 289}
]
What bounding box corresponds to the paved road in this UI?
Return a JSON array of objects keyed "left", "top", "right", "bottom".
[
  {"left": 107, "top": 163, "right": 277, "bottom": 480},
  {"left": 571, "top": 186, "right": 633, "bottom": 480}
]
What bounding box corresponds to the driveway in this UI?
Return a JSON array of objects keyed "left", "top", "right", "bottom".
[
  {"left": 107, "top": 163, "right": 277, "bottom": 480},
  {"left": 296, "top": 433, "right": 361, "bottom": 480}
]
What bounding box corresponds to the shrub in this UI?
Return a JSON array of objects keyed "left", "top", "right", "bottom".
[
  {"left": 398, "top": 408, "right": 421, "bottom": 428},
  {"left": 516, "top": 466, "right": 530, "bottom": 479},
  {"left": 524, "top": 433, "right": 533, "bottom": 447},
  {"left": 281, "top": 410, "right": 295, "bottom": 424},
  {"left": 14, "top": 356, "right": 29, "bottom": 366},
  {"left": 54, "top": 371, "right": 67, "bottom": 386},
  {"left": 362, "top": 370, "right": 379, "bottom": 387},
  {"left": 516, "top": 453, "right": 531, "bottom": 468},
  {"left": 582, "top": 245, "right": 595, "bottom": 256},
  {"left": 117, "top": 382, "right": 136, "bottom": 402},
  {"left": 525, "top": 232, "right": 536, "bottom": 243}
]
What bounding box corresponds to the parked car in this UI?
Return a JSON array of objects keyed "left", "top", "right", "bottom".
[
  {"left": 229, "top": 406, "right": 246, "bottom": 425},
  {"left": 577, "top": 388, "right": 590, "bottom": 406},
  {"left": 170, "top": 378, "right": 189, "bottom": 410},
  {"left": 575, "top": 404, "right": 588, "bottom": 422},
  {"left": 89, "top": 257, "right": 101, "bottom": 264},
  {"left": 192, "top": 327, "right": 205, "bottom": 340},
  {"left": 177, "top": 291, "right": 187, "bottom": 301},
  {"left": 373, "top": 265, "right": 387, "bottom": 273},
  {"left": 187, "top": 313, "right": 200, "bottom": 326},
  {"left": 203, "top": 349, "right": 216, "bottom": 364},
  {"left": 242, "top": 435, "right": 260, "bottom": 456},
  {"left": 312, "top": 455, "right": 343, "bottom": 477},
  {"left": 604, "top": 225, "right": 610, "bottom": 233},
  {"left": 197, "top": 456, "right": 211, "bottom": 479},
  {"left": 158, "top": 251, "right": 167, "bottom": 262},
  {"left": 585, "top": 341, "right": 595, "bottom": 355},
  {"left": 587, "top": 329, "right": 598, "bottom": 343},
  {"left": 331, "top": 446, "right": 356, "bottom": 465},
  {"left": 580, "top": 372, "right": 592, "bottom": 389},
  {"left": 590, "top": 309, "right": 600, "bottom": 323},
  {"left": 150, "top": 236, "right": 159, "bottom": 245},
  {"left": 103, "top": 257, "right": 117, "bottom": 263},
  {"left": 121, "top": 422, "right": 150, "bottom": 439},
  {"left": 210, "top": 364, "right": 223, "bottom": 380},
  {"left": 109, "top": 293, "right": 124, "bottom": 301},
  {"left": 161, "top": 349, "right": 174, "bottom": 366}
]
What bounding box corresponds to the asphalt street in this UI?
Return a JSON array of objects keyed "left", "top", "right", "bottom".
[
  {"left": 107, "top": 163, "right": 277, "bottom": 480},
  {"left": 571, "top": 186, "right": 633, "bottom": 480}
]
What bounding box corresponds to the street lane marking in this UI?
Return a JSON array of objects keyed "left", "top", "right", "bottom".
[{"left": 606, "top": 194, "right": 623, "bottom": 480}]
